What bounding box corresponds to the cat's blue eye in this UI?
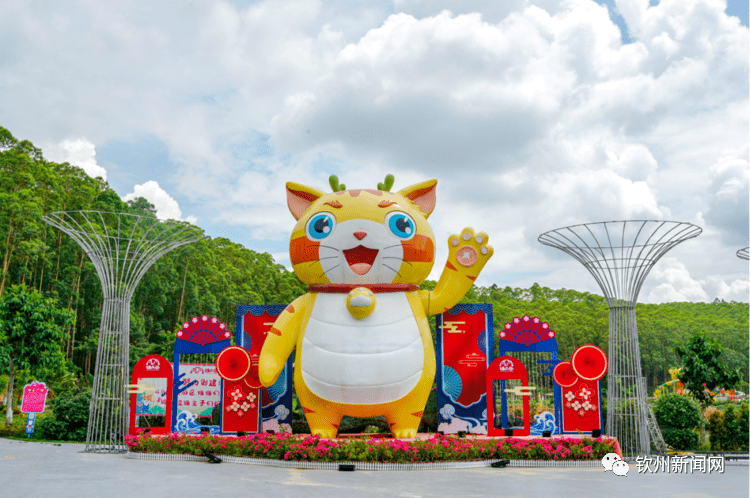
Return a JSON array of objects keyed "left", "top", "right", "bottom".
[
  {"left": 385, "top": 211, "right": 416, "bottom": 240},
  {"left": 306, "top": 212, "right": 336, "bottom": 240}
]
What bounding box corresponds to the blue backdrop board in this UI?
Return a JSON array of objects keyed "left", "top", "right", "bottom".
[
  {"left": 171, "top": 316, "right": 230, "bottom": 434},
  {"left": 236, "top": 304, "right": 294, "bottom": 433},
  {"left": 497, "top": 315, "right": 561, "bottom": 435},
  {"left": 436, "top": 303, "right": 494, "bottom": 434}
]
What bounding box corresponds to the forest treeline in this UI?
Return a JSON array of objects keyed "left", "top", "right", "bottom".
[{"left": 1, "top": 125, "right": 747, "bottom": 395}]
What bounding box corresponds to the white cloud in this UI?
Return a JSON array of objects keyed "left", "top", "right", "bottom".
[
  {"left": 122, "top": 181, "right": 197, "bottom": 224},
  {"left": 647, "top": 257, "right": 710, "bottom": 303},
  {"left": 703, "top": 275, "right": 750, "bottom": 302},
  {"left": 44, "top": 138, "right": 107, "bottom": 180},
  {"left": 703, "top": 146, "right": 749, "bottom": 245},
  {"left": 0, "top": 0, "right": 747, "bottom": 303}
]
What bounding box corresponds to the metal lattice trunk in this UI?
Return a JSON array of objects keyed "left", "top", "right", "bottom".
[
  {"left": 538, "top": 220, "right": 701, "bottom": 456},
  {"left": 44, "top": 211, "right": 202, "bottom": 452}
]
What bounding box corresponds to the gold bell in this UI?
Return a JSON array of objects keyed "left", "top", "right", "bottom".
[{"left": 346, "top": 287, "right": 376, "bottom": 319}]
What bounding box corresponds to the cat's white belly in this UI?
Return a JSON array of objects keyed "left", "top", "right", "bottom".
[{"left": 300, "top": 293, "right": 424, "bottom": 405}]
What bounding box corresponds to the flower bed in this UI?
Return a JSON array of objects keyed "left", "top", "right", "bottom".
[{"left": 125, "top": 432, "right": 617, "bottom": 463}]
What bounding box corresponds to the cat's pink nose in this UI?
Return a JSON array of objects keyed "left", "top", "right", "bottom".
[{"left": 354, "top": 231, "right": 367, "bottom": 240}]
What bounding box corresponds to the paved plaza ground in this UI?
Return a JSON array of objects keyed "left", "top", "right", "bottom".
[{"left": 2, "top": 439, "right": 748, "bottom": 498}]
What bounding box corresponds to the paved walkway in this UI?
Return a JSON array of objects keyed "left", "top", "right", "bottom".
[{"left": 3, "top": 439, "right": 748, "bottom": 498}]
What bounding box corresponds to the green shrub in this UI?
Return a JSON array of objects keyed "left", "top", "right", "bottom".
[
  {"left": 0, "top": 419, "right": 25, "bottom": 438},
  {"left": 654, "top": 394, "right": 701, "bottom": 430},
  {"left": 662, "top": 428, "right": 699, "bottom": 450},
  {"left": 709, "top": 403, "right": 749, "bottom": 451},
  {"left": 740, "top": 403, "right": 749, "bottom": 450},
  {"left": 37, "top": 389, "right": 91, "bottom": 441}
]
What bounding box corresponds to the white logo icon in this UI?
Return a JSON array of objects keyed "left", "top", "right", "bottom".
[
  {"left": 612, "top": 460, "right": 630, "bottom": 476},
  {"left": 602, "top": 453, "right": 629, "bottom": 476},
  {"left": 145, "top": 358, "right": 160, "bottom": 371},
  {"left": 498, "top": 359, "right": 514, "bottom": 372}
]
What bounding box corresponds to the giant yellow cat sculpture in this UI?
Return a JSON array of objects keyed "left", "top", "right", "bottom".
[{"left": 259, "top": 176, "right": 493, "bottom": 438}]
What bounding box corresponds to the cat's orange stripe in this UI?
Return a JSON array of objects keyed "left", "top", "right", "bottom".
[
  {"left": 445, "top": 261, "right": 457, "bottom": 271},
  {"left": 402, "top": 235, "right": 434, "bottom": 262},
  {"left": 290, "top": 236, "right": 319, "bottom": 264}
]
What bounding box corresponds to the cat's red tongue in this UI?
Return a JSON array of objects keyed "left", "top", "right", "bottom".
[{"left": 343, "top": 245, "right": 379, "bottom": 275}]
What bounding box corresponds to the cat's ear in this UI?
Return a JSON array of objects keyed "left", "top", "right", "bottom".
[
  {"left": 398, "top": 179, "right": 437, "bottom": 218},
  {"left": 287, "top": 182, "right": 326, "bottom": 220}
]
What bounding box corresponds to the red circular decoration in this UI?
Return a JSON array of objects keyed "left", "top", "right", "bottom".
[
  {"left": 571, "top": 344, "right": 608, "bottom": 381},
  {"left": 243, "top": 363, "right": 262, "bottom": 389},
  {"left": 553, "top": 361, "right": 578, "bottom": 387},
  {"left": 215, "top": 346, "right": 252, "bottom": 381}
]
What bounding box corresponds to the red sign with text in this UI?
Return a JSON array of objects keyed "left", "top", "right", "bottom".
[{"left": 21, "top": 381, "right": 48, "bottom": 414}]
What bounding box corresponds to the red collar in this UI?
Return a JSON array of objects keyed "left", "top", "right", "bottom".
[{"left": 308, "top": 284, "right": 420, "bottom": 293}]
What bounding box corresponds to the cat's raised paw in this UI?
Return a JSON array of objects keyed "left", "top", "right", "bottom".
[{"left": 448, "top": 228, "right": 493, "bottom": 274}]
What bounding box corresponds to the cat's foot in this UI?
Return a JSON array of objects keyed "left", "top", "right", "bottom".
[
  {"left": 391, "top": 427, "right": 417, "bottom": 439},
  {"left": 305, "top": 411, "right": 342, "bottom": 439},
  {"left": 310, "top": 427, "right": 339, "bottom": 438},
  {"left": 448, "top": 228, "right": 493, "bottom": 277}
]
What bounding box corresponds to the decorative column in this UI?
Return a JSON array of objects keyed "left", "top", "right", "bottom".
[
  {"left": 44, "top": 211, "right": 202, "bottom": 452},
  {"left": 538, "top": 220, "right": 701, "bottom": 456}
]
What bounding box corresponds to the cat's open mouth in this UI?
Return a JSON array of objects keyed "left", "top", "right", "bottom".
[{"left": 343, "top": 245, "right": 379, "bottom": 275}]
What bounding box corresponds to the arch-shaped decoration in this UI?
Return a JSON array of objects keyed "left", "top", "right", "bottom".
[
  {"left": 486, "top": 355, "right": 531, "bottom": 437},
  {"left": 129, "top": 355, "right": 173, "bottom": 435}
]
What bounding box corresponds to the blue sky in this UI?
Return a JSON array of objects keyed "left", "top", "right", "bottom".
[{"left": 1, "top": 0, "right": 748, "bottom": 303}]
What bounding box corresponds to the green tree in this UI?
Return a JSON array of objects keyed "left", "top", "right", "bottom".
[
  {"left": 653, "top": 394, "right": 702, "bottom": 451},
  {"left": 0, "top": 284, "right": 75, "bottom": 425},
  {"left": 675, "top": 332, "right": 743, "bottom": 409}
]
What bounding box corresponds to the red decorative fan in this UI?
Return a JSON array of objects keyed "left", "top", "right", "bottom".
[
  {"left": 571, "top": 345, "right": 608, "bottom": 381},
  {"left": 176, "top": 315, "right": 230, "bottom": 346},
  {"left": 499, "top": 316, "right": 555, "bottom": 345},
  {"left": 553, "top": 361, "right": 579, "bottom": 387},
  {"left": 216, "top": 346, "right": 252, "bottom": 381}
]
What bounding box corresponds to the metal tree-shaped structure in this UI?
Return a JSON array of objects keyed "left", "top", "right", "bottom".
[
  {"left": 44, "top": 211, "right": 202, "bottom": 452},
  {"left": 538, "top": 220, "right": 701, "bottom": 456},
  {"left": 737, "top": 247, "right": 749, "bottom": 260}
]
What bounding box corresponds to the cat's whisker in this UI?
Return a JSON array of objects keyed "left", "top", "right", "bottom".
[
  {"left": 382, "top": 256, "right": 411, "bottom": 266},
  {"left": 318, "top": 256, "right": 339, "bottom": 261},
  {"left": 296, "top": 260, "right": 320, "bottom": 267},
  {"left": 382, "top": 243, "right": 402, "bottom": 250},
  {"left": 382, "top": 263, "right": 402, "bottom": 278},
  {"left": 318, "top": 245, "right": 341, "bottom": 252},
  {"left": 320, "top": 265, "right": 340, "bottom": 278}
]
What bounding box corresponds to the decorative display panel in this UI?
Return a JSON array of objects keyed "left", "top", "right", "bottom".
[
  {"left": 436, "top": 303, "right": 494, "bottom": 434},
  {"left": 237, "top": 304, "right": 294, "bottom": 433},
  {"left": 497, "top": 315, "right": 561, "bottom": 435}
]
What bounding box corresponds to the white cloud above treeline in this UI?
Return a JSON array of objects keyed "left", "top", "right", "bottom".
[
  {"left": 122, "top": 181, "right": 197, "bottom": 224},
  {"left": 0, "top": 0, "right": 746, "bottom": 303},
  {"left": 44, "top": 138, "right": 108, "bottom": 180}
]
